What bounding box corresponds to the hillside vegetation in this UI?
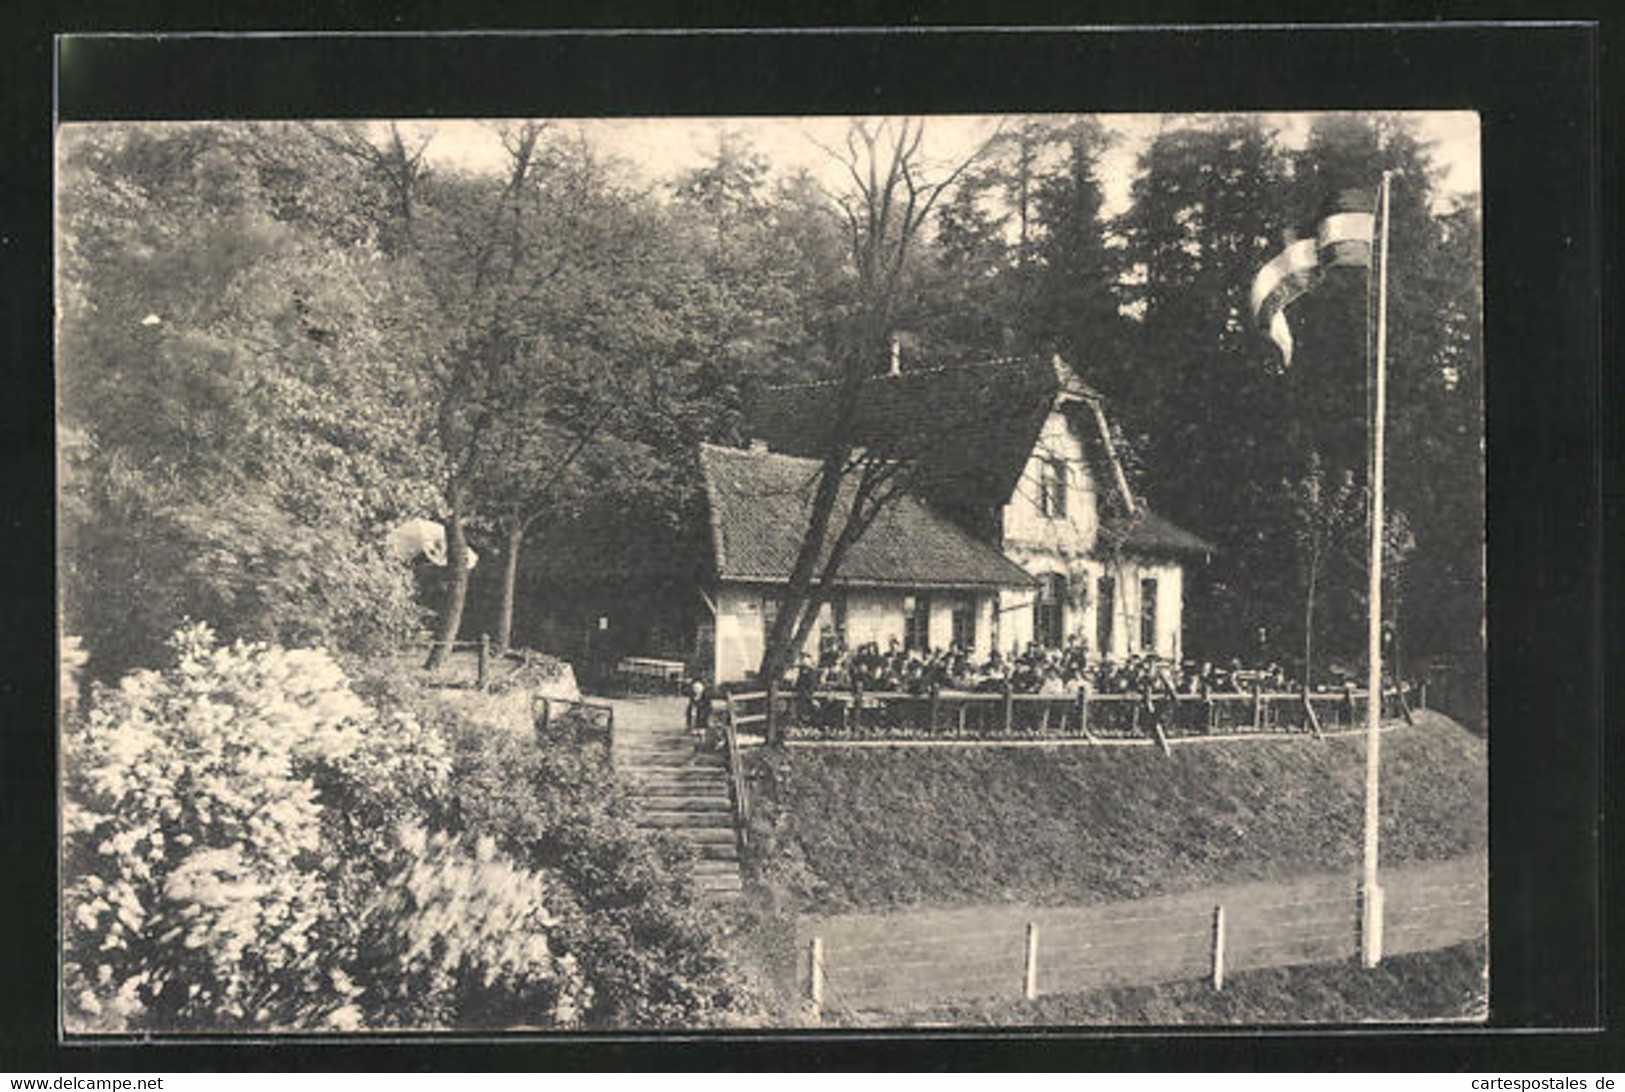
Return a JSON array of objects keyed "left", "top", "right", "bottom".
[{"left": 744, "top": 712, "right": 1485, "bottom": 914}]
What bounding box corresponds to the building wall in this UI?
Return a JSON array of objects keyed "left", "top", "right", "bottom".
[
  {"left": 1092, "top": 558, "right": 1183, "bottom": 661},
  {"left": 710, "top": 583, "right": 1003, "bottom": 683},
  {"left": 1001, "top": 410, "right": 1100, "bottom": 555},
  {"left": 999, "top": 547, "right": 1185, "bottom": 662},
  {"left": 982, "top": 409, "right": 1191, "bottom": 663},
  {"left": 714, "top": 584, "right": 769, "bottom": 684}
]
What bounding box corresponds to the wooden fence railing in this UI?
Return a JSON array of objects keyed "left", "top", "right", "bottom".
[
  {"left": 398, "top": 633, "right": 550, "bottom": 692},
  {"left": 800, "top": 853, "right": 1484, "bottom": 1020},
  {"left": 759, "top": 683, "right": 1414, "bottom": 743},
  {"left": 719, "top": 691, "right": 764, "bottom": 854}
]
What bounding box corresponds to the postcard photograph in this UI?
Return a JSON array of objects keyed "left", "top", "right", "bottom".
[{"left": 55, "top": 109, "right": 1486, "bottom": 1033}]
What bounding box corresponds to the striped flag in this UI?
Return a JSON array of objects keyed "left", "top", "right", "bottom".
[{"left": 1249, "top": 189, "right": 1377, "bottom": 364}]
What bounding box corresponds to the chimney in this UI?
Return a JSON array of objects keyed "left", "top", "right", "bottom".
[{"left": 889, "top": 334, "right": 901, "bottom": 376}]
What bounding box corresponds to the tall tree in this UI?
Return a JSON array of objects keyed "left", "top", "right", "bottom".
[
  {"left": 1282, "top": 115, "right": 1481, "bottom": 667},
  {"left": 57, "top": 123, "right": 441, "bottom": 677},
  {"left": 1115, "top": 117, "right": 1298, "bottom": 660},
  {"left": 755, "top": 118, "right": 996, "bottom": 740}
]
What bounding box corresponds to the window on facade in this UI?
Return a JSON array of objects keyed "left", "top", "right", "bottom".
[
  {"left": 1039, "top": 457, "right": 1069, "bottom": 519},
  {"left": 817, "top": 593, "right": 847, "bottom": 660},
  {"left": 1033, "top": 573, "right": 1066, "bottom": 648},
  {"left": 903, "top": 593, "right": 931, "bottom": 653},
  {"left": 1140, "top": 577, "right": 1159, "bottom": 653},
  {"left": 1097, "top": 574, "right": 1116, "bottom": 657},
  {"left": 950, "top": 598, "right": 977, "bottom": 651},
  {"left": 761, "top": 593, "right": 779, "bottom": 650}
]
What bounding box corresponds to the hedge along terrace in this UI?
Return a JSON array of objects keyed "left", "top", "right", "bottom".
[
  {"left": 743, "top": 710, "right": 1484, "bottom": 914},
  {"left": 61, "top": 626, "right": 758, "bottom": 1033}
]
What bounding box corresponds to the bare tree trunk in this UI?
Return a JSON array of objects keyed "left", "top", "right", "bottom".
[
  {"left": 495, "top": 520, "right": 524, "bottom": 655},
  {"left": 759, "top": 451, "right": 849, "bottom": 682},
  {"left": 426, "top": 482, "right": 472, "bottom": 670}
]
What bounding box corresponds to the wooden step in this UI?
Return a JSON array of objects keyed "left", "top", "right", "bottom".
[
  {"left": 637, "top": 810, "right": 732, "bottom": 828},
  {"left": 631, "top": 779, "right": 728, "bottom": 789},
  {"left": 634, "top": 797, "right": 731, "bottom": 813},
  {"left": 633, "top": 775, "right": 730, "bottom": 790},
  {"left": 692, "top": 841, "right": 740, "bottom": 860},
  {"left": 650, "top": 824, "right": 736, "bottom": 844}
]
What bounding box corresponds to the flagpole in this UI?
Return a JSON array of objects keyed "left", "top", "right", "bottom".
[{"left": 1360, "top": 170, "right": 1392, "bottom": 969}]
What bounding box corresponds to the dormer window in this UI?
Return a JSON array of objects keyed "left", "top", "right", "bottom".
[{"left": 1039, "top": 457, "right": 1069, "bottom": 519}]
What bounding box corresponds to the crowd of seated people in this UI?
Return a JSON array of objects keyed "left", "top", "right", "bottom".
[{"left": 788, "top": 636, "right": 1311, "bottom": 699}]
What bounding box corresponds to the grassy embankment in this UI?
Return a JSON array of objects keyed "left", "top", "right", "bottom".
[{"left": 742, "top": 710, "right": 1485, "bottom": 914}]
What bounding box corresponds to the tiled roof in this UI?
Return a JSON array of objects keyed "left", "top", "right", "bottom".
[
  {"left": 1104, "top": 508, "right": 1216, "bottom": 558},
  {"left": 744, "top": 356, "right": 1089, "bottom": 511},
  {"left": 698, "top": 443, "right": 1036, "bottom": 589}
]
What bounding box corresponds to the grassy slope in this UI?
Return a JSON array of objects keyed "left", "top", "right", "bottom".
[
  {"left": 745, "top": 711, "right": 1485, "bottom": 914},
  {"left": 844, "top": 940, "right": 1488, "bottom": 1027}
]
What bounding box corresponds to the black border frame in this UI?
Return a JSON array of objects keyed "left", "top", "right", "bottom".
[{"left": 4, "top": 12, "right": 1614, "bottom": 1072}]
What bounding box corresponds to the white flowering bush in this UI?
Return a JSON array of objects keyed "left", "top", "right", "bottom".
[
  {"left": 61, "top": 624, "right": 580, "bottom": 1031},
  {"left": 344, "top": 825, "right": 587, "bottom": 1030}
]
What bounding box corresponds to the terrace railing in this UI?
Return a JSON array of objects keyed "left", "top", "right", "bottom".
[{"left": 770, "top": 683, "right": 1414, "bottom": 743}]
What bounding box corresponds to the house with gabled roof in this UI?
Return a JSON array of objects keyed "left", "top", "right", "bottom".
[
  {"left": 697, "top": 442, "right": 1036, "bottom": 682},
  {"left": 693, "top": 354, "right": 1211, "bottom": 683}
]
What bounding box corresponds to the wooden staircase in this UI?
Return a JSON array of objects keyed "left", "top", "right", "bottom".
[{"left": 612, "top": 703, "right": 744, "bottom": 898}]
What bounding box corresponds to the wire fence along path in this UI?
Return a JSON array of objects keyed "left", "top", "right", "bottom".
[{"left": 797, "top": 853, "right": 1485, "bottom": 1018}]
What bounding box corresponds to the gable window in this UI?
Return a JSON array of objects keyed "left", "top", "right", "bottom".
[
  {"left": 950, "top": 598, "right": 977, "bottom": 651},
  {"left": 1140, "top": 577, "right": 1159, "bottom": 654},
  {"left": 903, "top": 594, "right": 931, "bottom": 653},
  {"left": 1039, "top": 457, "right": 1069, "bottom": 519},
  {"left": 1033, "top": 573, "right": 1066, "bottom": 648}
]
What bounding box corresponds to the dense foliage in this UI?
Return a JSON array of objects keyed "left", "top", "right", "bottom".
[
  {"left": 61, "top": 627, "right": 750, "bottom": 1031},
  {"left": 422, "top": 697, "right": 754, "bottom": 1026}
]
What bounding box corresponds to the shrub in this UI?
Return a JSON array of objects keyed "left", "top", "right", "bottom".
[
  {"left": 60, "top": 624, "right": 584, "bottom": 1032},
  {"left": 433, "top": 707, "right": 758, "bottom": 1027},
  {"left": 345, "top": 825, "right": 587, "bottom": 1030}
]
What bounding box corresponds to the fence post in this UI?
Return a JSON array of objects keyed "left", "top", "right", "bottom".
[
  {"left": 1302, "top": 691, "right": 1324, "bottom": 740},
  {"left": 538, "top": 695, "right": 551, "bottom": 734},
  {"left": 1024, "top": 922, "right": 1040, "bottom": 1001},
  {"left": 929, "top": 684, "right": 941, "bottom": 734},
  {"left": 1003, "top": 682, "right": 1014, "bottom": 734},
  {"left": 1078, "top": 690, "right": 1092, "bottom": 740},
  {"left": 477, "top": 633, "right": 490, "bottom": 691},
  {"left": 1251, "top": 681, "right": 1263, "bottom": 731},
  {"left": 1210, "top": 904, "right": 1227, "bottom": 991},
  {"left": 808, "top": 935, "right": 824, "bottom": 1021}
]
